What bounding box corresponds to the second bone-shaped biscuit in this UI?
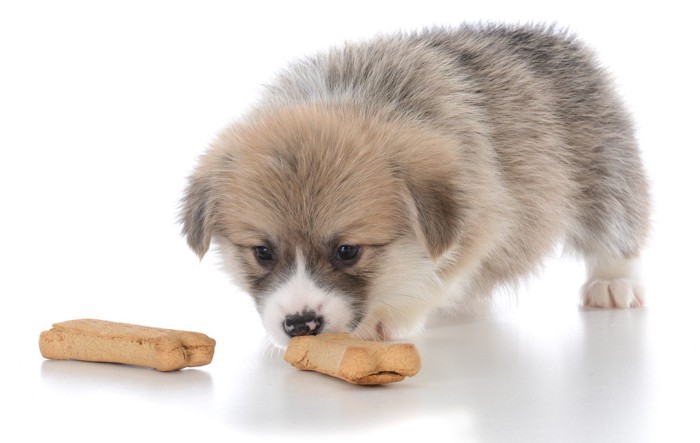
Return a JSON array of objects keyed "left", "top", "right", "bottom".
[
  {"left": 39, "top": 319, "right": 215, "bottom": 371},
  {"left": 284, "top": 333, "right": 421, "bottom": 385}
]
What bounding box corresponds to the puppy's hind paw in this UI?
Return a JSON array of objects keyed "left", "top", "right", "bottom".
[{"left": 581, "top": 279, "right": 645, "bottom": 309}]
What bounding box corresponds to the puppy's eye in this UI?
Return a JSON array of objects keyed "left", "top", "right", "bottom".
[
  {"left": 253, "top": 245, "right": 273, "bottom": 263},
  {"left": 335, "top": 245, "right": 361, "bottom": 263}
]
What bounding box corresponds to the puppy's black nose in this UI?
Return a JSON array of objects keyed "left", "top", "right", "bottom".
[{"left": 283, "top": 310, "right": 324, "bottom": 337}]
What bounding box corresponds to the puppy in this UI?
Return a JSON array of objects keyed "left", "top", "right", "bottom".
[{"left": 180, "top": 24, "right": 650, "bottom": 347}]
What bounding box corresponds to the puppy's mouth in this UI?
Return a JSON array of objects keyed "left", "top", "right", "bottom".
[{"left": 280, "top": 309, "right": 376, "bottom": 342}]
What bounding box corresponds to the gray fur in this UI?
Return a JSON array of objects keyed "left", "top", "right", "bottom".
[{"left": 259, "top": 23, "right": 650, "bottom": 291}]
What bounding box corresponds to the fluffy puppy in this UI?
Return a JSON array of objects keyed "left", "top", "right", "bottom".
[{"left": 180, "top": 24, "right": 650, "bottom": 347}]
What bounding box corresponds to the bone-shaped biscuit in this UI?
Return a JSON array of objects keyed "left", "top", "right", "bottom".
[
  {"left": 284, "top": 333, "right": 421, "bottom": 385},
  {"left": 39, "top": 319, "right": 216, "bottom": 371}
]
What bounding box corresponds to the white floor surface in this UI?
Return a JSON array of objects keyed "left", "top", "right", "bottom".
[{"left": 6, "top": 271, "right": 700, "bottom": 442}]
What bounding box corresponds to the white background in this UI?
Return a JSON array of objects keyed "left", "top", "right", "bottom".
[{"left": 1, "top": 1, "right": 699, "bottom": 442}]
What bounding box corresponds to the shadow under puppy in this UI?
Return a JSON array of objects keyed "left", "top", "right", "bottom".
[{"left": 180, "top": 24, "right": 650, "bottom": 347}]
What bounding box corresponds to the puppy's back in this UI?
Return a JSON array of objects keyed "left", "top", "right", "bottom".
[{"left": 262, "top": 24, "right": 650, "bottom": 291}]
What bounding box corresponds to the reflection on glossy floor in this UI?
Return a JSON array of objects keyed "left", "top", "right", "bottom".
[{"left": 10, "top": 281, "right": 697, "bottom": 443}]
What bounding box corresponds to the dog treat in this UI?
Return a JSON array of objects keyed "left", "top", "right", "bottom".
[
  {"left": 284, "top": 333, "right": 421, "bottom": 385},
  {"left": 39, "top": 319, "right": 216, "bottom": 371}
]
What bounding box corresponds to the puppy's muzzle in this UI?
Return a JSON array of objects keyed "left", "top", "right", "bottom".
[{"left": 283, "top": 310, "right": 324, "bottom": 337}]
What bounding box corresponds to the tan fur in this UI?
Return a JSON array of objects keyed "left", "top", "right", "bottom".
[{"left": 180, "top": 24, "right": 650, "bottom": 344}]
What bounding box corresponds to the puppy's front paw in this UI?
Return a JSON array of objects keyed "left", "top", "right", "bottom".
[
  {"left": 351, "top": 316, "right": 423, "bottom": 342},
  {"left": 350, "top": 321, "right": 392, "bottom": 342},
  {"left": 581, "top": 279, "right": 644, "bottom": 309}
]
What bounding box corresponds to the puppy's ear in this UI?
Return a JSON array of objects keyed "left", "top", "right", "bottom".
[
  {"left": 404, "top": 175, "right": 464, "bottom": 260},
  {"left": 180, "top": 173, "right": 216, "bottom": 260},
  {"left": 393, "top": 131, "right": 466, "bottom": 260}
]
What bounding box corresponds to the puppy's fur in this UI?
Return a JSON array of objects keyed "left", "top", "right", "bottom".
[{"left": 181, "top": 24, "right": 650, "bottom": 346}]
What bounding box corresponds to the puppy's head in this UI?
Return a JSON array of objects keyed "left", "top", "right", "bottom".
[{"left": 181, "top": 104, "right": 466, "bottom": 346}]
